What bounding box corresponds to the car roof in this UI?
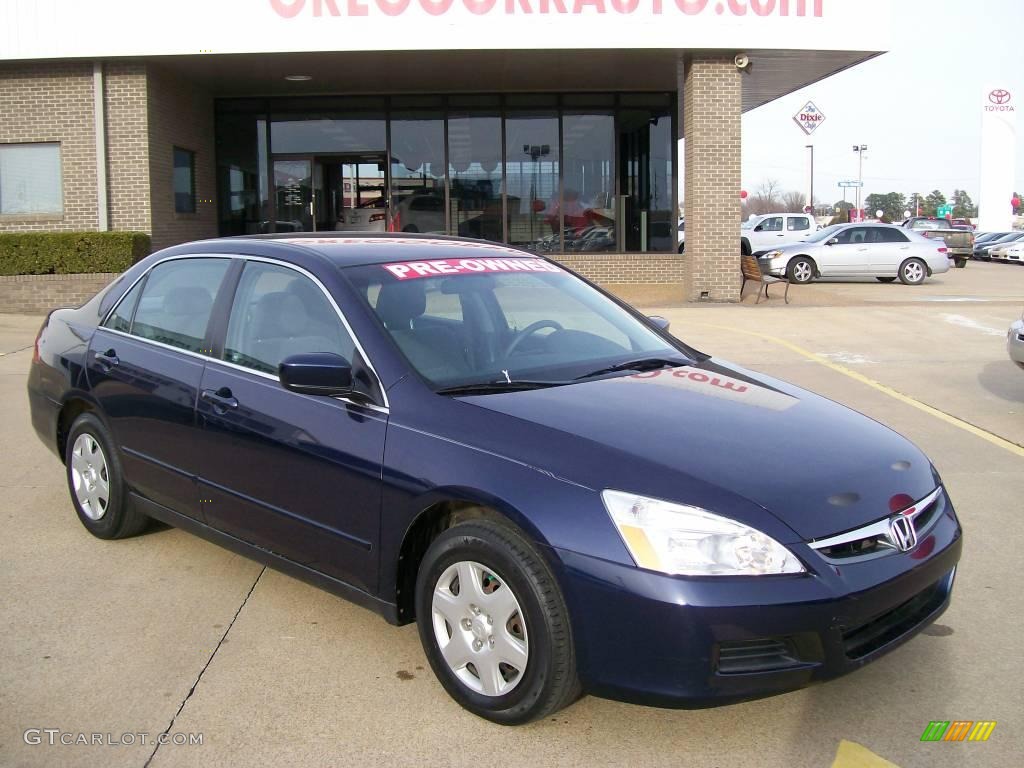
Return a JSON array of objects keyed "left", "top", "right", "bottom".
[{"left": 157, "top": 232, "right": 539, "bottom": 268}]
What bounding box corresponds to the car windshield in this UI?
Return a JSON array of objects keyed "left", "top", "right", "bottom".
[
  {"left": 345, "top": 257, "right": 690, "bottom": 389},
  {"left": 909, "top": 219, "right": 949, "bottom": 231},
  {"left": 805, "top": 224, "right": 844, "bottom": 243}
]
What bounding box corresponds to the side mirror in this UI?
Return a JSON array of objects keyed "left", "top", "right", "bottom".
[
  {"left": 826, "top": 237, "right": 839, "bottom": 246},
  {"left": 279, "top": 352, "right": 353, "bottom": 397},
  {"left": 648, "top": 315, "right": 670, "bottom": 332}
]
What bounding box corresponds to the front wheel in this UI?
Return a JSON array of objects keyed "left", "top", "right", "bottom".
[
  {"left": 899, "top": 257, "right": 927, "bottom": 285},
  {"left": 876, "top": 276, "right": 897, "bottom": 283},
  {"left": 415, "top": 520, "right": 579, "bottom": 725},
  {"left": 787, "top": 257, "right": 815, "bottom": 284}
]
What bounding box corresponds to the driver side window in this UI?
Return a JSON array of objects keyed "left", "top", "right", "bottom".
[
  {"left": 761, "top": 217, "right": 783, "bottom": 232},
  {"left": 223, "top": 262, "right": 355, "bottom": 376}
]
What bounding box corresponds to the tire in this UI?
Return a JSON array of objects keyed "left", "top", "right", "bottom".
[
  {"left": 787, "top": 257, "right": 815, "bottom": 284},
  {"left": 415, "top": 519, "right": 579, "bottom": 725},
  {"left": 954, "top": 258, "right": 967, "bottom": 269},
  {"left": 65, "top": 413, "right": 148, "bottom": 539},
  {"left": 898, "top": 257, "right": 927, "bottom": 285},
  {"left": 876, "top": 276, "right": 897, "bottom": 283},
  {"left": 402, "top": 224, "right": 420, "bottom": 233},
  {"left": 678, "top": 242, "right": 685, "bottom": 254},
  {"left": 740, "top": 239, "right": 751, "bottom": 256}
]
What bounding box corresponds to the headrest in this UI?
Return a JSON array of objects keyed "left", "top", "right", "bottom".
[
  {"left": 253, "top": 291, "right": 308, "bottom": 338},
  {"left": 163, "top": 286, "right": 212, "bottom": 317},
  {"left": 376, "top": 280, "right": 426, "bottom": 330}
]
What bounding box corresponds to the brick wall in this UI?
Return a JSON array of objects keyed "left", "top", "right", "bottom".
[
  {"left": 104, "top": 63, "right": 151, "bottom": 233},
  {"left": 0, "top": 273, "right": 117, "bottom": 315},
  {"left": 147, "top": 66, "right": 218, "bottom": 251},
  {"left": 0, "top": 62, "right": 98, "bottom": 232},
  {"left": 681, "top": 56, "right": 742, "bottom": 302}
]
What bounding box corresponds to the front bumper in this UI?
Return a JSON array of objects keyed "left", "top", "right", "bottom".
[
  {"left": 1009, "top": 319, "right": 1024, "bottom": 369},
  {"left": 555, "top": 491, "right": 962, "bottom": 708}
]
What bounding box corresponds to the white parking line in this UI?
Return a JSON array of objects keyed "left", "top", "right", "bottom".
[
  {"left": 817, "top": 351, "right": 876, "bottom": 365},
  {"left": 940, "top": 313, "right": 1006, "bottom": 337}
]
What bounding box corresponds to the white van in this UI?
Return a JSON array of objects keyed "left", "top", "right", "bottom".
[{"left": 741, "top": 213, "right": 816, "bottom": 255}]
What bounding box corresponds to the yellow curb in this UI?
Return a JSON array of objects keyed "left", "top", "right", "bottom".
[
  {"left": 831, "top": 739, "right": 902, "bottom": 768},
  {"left": 694, "top": 322, "right": 1024, "bottom": 459}
]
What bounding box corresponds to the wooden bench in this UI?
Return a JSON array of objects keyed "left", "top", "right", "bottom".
[{"left": 740, "top": 254, "right": 790, "bottom": 304}]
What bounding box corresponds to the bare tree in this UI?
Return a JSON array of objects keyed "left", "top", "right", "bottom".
[
  {"left": 781, "top": 190, "right": 808, "bottom": 212},
  {"left": 747, "top": 178, "right": 782, "bottom": 216}
]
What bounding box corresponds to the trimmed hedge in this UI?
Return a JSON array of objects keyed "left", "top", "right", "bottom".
[{"left": 0, "top": 232, "right": 151, "bottom": 276}]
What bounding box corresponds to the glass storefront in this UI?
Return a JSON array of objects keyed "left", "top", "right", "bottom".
[{"left": 216, "top": 94, "right": 675, "bottom": 252}]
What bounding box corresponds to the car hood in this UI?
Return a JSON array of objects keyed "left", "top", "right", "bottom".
[{"left": 456, "top": 360, "right": 938, "bottom": 541}]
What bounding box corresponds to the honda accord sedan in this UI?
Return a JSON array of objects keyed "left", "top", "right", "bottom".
[
  {"left": 28, "top": 234, "right": 961, "bottom": 724},
  {"left": 758, "top": 223, "right": 951, "bottom": 284}
]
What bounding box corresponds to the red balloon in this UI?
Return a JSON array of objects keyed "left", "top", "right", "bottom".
[
  {"left": 740, "top": 190, "right": 748, "bottom": 199},
  {"left": 1013, "top": 196, "right": 1021, "bottom": 208}
]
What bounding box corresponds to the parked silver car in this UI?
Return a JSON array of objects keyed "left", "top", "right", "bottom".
[
  {"left": 759, "top": 223, "right": 951, "bottom": 285},
  {"left": 1009, "top": 310, "right": 1024, "bottom": 370}
]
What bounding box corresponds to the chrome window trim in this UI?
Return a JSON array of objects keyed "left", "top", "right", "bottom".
[
  {"left": 98, "top": 252, "right": 390, "bottom": 412},
  {"left": 808, "top": 486, "right": 943, "bottom": 552}
]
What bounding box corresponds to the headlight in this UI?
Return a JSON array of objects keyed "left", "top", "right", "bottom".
[
  {"left": 765, "top": 250, "right": 783, "bottom": 258},
  {"left": 602, "top": 490, "right": 805, "bottom": 576}
]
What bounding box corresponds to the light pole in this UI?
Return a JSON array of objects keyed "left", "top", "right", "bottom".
[
  {"left": 852, "top": 144, "right": 867, "bottom": 217},
  {"left": 806, "top": 144, "right": 814, "bottom": 215}
]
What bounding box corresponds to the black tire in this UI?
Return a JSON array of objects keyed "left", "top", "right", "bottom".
[
  {"left": 402, "top": 224, "right": 420, "bottom": 233},
  {"left": 898, "top": 257, "right": 927, "bottom": 285},
  {"left": 64, "top": 413, "right": 147, "bottom": 539},
  {"left": 876, "top": 276, "right": 897, "bottom": 283},
  {"left": 954, "top": 258, "right": 967, "bottom": 269},
  {"left": 786, "top": 256, "right": 815, "bottom": 284},
  {"left": 740, "top": 239, "right": 751, "bottom": 256},
  {"left": 678, "top": 242, "right": 685, "bottom": 253},
  {"left": 415, "top": 519, "right": 579, "bottom": 725}
]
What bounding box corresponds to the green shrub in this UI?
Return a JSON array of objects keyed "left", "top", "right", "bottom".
[{"left": 0, "top": 232, "right": 151, "bottom": 276}]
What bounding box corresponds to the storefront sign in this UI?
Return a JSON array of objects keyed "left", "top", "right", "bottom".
[
  {"left": 792, "top": 101, "right": 825, "bottom": 135},
  {"left": 0, "top": 0, "right": 892, "bottom": 59},
  {"left": 977, "top": 85, "right": 1017, "bottom": 232}
]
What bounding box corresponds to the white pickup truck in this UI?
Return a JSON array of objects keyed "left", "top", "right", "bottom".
[{"left": 741, "top": 213, "right": 817, "bottom": 255}]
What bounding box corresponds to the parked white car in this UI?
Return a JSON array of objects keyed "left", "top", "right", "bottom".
[
  {"left": 990, "top": 241, "right": 1024, "bottom": 263},
  {"left": 338, "top": 197, "right": 388, "bottom": 232},
  {"left": 741, "top": 212, "right": 816, "bottom": 255},
  {"left": 759, "top": 223, "right": 951, "bottom": 285}
]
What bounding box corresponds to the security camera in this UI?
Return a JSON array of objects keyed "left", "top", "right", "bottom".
[{"left": 734, "top": 53, "right": 750, "bottom": 70}]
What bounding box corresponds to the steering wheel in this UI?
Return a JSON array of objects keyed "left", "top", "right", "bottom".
[{"left": 503, "top": 320, "right": 564, "bottom": 358}]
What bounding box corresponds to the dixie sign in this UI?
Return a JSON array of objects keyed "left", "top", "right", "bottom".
[{"left": 793, "top": 101, "right": 826, "bottom": 135}]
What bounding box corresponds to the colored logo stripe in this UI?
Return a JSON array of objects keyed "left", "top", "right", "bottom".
[
  {"left": 920, "top": 721, "right": 996, "bottom": 742},
  {"left": 968, "top": 722, "right": 997, "bottom": 742},
  {"left": 920, "top": 721, "right": 949, "bottom": 742},
  {"left": 943, "top": 721, "right": 973, "bottom": 741}
]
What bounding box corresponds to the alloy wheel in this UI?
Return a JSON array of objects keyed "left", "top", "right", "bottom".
[{"left": 70, "top": 433, "right": 109, "bottom": 520}]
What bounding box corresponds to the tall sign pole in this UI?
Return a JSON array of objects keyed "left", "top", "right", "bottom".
[{"left": 978, "top": 86, "right": 1016, "bottom": 232}]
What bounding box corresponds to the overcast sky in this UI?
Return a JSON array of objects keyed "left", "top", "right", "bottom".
[{"left": 735, "top": 0, "right": 1023, "bottom": 209}]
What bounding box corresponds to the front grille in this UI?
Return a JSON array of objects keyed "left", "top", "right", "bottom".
[
  {"left": 810, "top": 487, "right": 944, "bottom": 564},
  {"left": 717, "top": 638, "right": 804, "bottom": 674},
  {"left": 842, "top": 576, "right": 948, "bottom": 659}
]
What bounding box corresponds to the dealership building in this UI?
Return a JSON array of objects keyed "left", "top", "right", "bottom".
[{"left": 0, "top": 0, "right": 888, "bottom": 303}]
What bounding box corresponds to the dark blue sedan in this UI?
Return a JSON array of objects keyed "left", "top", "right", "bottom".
[{"left": 27, "top": 234, "right": 961, "bottom": 724}]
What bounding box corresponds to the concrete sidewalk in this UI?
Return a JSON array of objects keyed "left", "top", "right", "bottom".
[{"left": 2, "top": 277, "right": 1022, "bottom": 767}]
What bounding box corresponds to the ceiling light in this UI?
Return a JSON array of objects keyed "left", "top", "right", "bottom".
[{"left": 284, "top": 74, "right": 312, "bottom": 81}]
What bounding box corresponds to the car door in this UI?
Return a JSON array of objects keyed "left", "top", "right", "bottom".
[
  {"left": 195, "top": 259, "right": 387, "bottom": 593},
  {"left": 819, "top": 226, "right": 870, "bottom": 276},
  {"left": 785, "top": 215, "right": 813, "bottom": 244},
  {"left": 869, "top": 227, "right": 911, "bottom": 274},
  {"left": 87, "top": 257, "right": 234, "bottom": 520},
  {"left": 750, "top": 216, "right": 784, "bottom": 251}
]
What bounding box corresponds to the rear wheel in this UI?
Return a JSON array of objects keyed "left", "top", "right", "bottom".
[
  {"left": 899, "top": 257, "right": 927, "bottom": 285},
  {"left": 415, "top": 520, "right": 579, "bottom": 725},
  {"left": 65, "top": 413, "right": 147, "bottom": 539},
  {"left": 740, "top": 239, "right": 751, "bottom": 256},
  {"left": 876, "top": 276, "right": 897, "bottom": 283},
  {"left": 954, "top": 257, "right": 967, "bottom": 269},
  {"left": 787, "top": 257, "right": 815, "bottom": 284}
]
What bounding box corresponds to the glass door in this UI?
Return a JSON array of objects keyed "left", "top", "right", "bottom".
[
  {"left": 272, "top": 158, "right": 314, "bottom": 232},
  {"left": 334, "top": 156, "right": 388, "bottom": 232}
]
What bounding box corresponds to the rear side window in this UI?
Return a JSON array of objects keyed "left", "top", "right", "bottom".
[
  {"left": 872, "top": 228, "right": 909, "bottom": 243},
  {"left": 223, "top": 262, "right": 355, "bottom": 376},
  {"left": 129, "top": 259, "right": 230, "bottom": 353},
  {"left": 104, "top": 279, "right": 145, "bottom": 333}
]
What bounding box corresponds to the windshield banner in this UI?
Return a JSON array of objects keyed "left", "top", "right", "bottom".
[{"left": 383, "top": 258, "right": 563, "bottom": 280}]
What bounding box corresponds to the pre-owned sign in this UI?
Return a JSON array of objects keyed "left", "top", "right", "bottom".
[{"left": 793, "top": 101, "right": 825, "bottom": 135}]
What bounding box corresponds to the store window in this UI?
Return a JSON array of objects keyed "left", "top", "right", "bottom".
[
  {"left": 504, "top": 113, "right": 559, "bottom": 252},
  {"left": 0, "top": 143, "right": 62, "bottom": 216},
  {"left": 173, "top": 147, "right": 196, "bottom": 214},
  {"left": 216, "top": 112, "right": 269, "bottom": 236},
  {"left": 562, "top": 114, "right": 615, "bottom": 252},
  {"left": 619, "top": 107, "right": 673, "bottom": 251},
  {"left": 271, "top": 114, "right": 385, "bottom": 154},
  {"left": 448, "top": 113, "right": 502, "bottom": 242},
  {"left": 391, "top": 112, "right": 445, "bottom": 234}
]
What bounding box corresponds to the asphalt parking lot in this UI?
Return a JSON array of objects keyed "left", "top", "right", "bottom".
[{"left": 1, "top": 262, "right": 1022, "bottom": 768}]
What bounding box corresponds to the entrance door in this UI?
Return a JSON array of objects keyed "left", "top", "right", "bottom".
[
  {"left": 335, "top": 156, "right": 388, "bottom": 232},
  {"left": 272, "top": 158, "right": 315, "bottom": 232},
  {"left": 272, "top": 156, "right": 388, "bottom": 233}
]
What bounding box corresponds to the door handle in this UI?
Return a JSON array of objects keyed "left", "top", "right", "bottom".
[
  {"left": 201, "top": 387, "right": 239, "bottom": 413},
  {"left": 94, "top": 349, "right": 119, "bottom": 369}
]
